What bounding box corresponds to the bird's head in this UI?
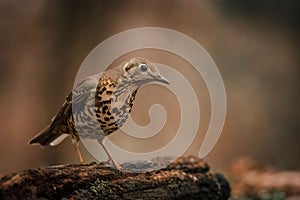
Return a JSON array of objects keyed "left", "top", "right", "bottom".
[{"left": 119, "top": 57, "right": 169, "bottom": 86}]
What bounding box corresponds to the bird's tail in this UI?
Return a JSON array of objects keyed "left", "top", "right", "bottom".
[{"left": 28, "top": 126, "right": 68, "bottom": 147}]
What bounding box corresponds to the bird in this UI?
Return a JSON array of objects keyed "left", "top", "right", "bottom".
[{"left": 29, "top": 57, "right": 169, "bottom": 169}]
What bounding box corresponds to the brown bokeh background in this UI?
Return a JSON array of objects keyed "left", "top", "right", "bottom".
[{"left": 0, "top": 0, "right": 299, "bottom": 175}]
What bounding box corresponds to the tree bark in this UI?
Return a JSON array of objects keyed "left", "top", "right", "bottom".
[{"left": 0, "top": 156, "right": 230, "bottom": 200}]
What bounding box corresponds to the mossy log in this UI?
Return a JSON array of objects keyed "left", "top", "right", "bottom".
[{"left": 0, "top": 156, "right": 230, "bottom": 199}]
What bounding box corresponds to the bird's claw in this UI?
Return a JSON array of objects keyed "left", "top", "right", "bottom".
[{"left": 102, "top": 159, "right": 122, "bottom": 170}]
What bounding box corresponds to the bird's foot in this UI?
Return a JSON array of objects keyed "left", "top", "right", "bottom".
[{"left": 101, "top": 159, "right": 122, "bottom": 170}]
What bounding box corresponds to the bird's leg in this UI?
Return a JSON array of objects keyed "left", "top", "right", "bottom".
[
  {"left": 99, "top": 141, "right": 121, "bottom": 170},
  {"left": 72, "top": 139, "right": 83, "bottom": 164}
]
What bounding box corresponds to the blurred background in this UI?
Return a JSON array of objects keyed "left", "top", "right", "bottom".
[{"left": 0, "top": 0, "right": 299, "bottom": 176}]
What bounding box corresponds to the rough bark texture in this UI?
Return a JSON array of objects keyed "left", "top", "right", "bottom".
[{"left": 0, "top": 156, "right": 230, "bottom": 200}]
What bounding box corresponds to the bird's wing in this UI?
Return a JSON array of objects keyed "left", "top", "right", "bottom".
[
  {"left": 29, "top": 73, "right": 103, "bottom": 146},
  {"left": 71, "top": 73, "right": 102, "bottom": 113}
]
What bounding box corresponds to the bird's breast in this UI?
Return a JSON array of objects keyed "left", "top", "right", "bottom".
[
  {"left": 72, "top": 82, "right": 138, "bottom": 140},
  {"left": 95, "top": 88, "right": 138, "bottom": 136}
]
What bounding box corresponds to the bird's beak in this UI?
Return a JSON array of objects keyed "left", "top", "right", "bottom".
[{"left": 156, "top": 75, "right": 170, "bottom": 84}]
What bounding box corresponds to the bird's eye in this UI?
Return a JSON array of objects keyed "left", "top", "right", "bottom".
[{"left": 139, "top": 64, "right": 148, "bottom": 72}]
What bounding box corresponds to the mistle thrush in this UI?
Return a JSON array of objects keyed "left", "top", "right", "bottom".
[{"left": 29, "top": 57, "right": 169, "bottom": 169}]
